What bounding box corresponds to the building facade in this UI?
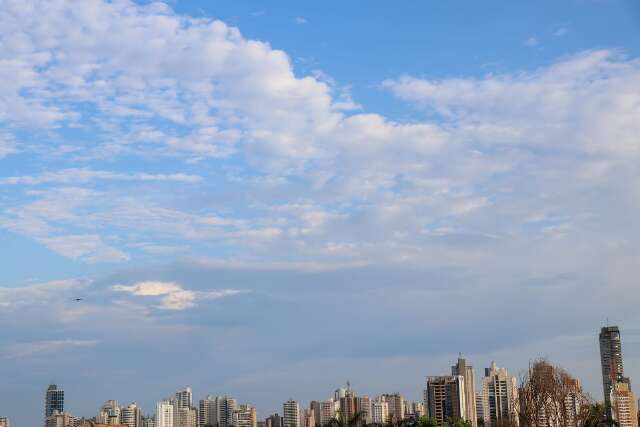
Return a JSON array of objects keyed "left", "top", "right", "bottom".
[
  {"left": 600, "top": 326, "right": 628, "bottom": 418},
  {"left": 0, "top": 417, "right": 10, "bottom": 427},
  {"left": 481, "top": 362, "right": 519, "bottom": 427},
  {"left": 122, "top": 403, "right": 143, "bottom": 427},
  {"left": 45, "top": 385, "right": 65, "bottom": 419},
  {"left": 371, "top": 397, "right": 389, "bottom": 424},
  {"left": 382, "top": 394, "right": 405, "bottom": 424},
  {"left": 611, "top": 382, "right": 639, "bottom": 427},
  {"left": 452, "top": 357, "right": 478, "bottom": 427},
  {"left": 425, "top": 376, "right": 466, "bottom": 427},
  {"left": 156, "top": 401, "right": 174, "bottom": 427},
  {"left": 283, "top": 401, "right": 300, "bottom": 427}
]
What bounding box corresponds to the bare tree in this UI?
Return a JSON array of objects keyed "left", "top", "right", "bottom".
[{"left": 518, "top": 358, "right": 592, "bottom": 427}]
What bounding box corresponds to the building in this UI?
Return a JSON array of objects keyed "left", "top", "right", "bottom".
[
  {"left": 600, "top": 326, "right": 629, "bottom": 418},
  {"left": 98, "top": 400, "right": 122, "bottom": 425},
  {"left": 382, "top": 394, "right": 405, "bottom": 424},
  {"left": 371, "top": 397, "right": 389, "bottom": 424},
  {"left": 475, "top": 393, "right": 484, "bottom": 423},
  {"left": 0, "top": 417, "right": 9, "bottom": 427},
  {"left": 356, "top": 396, "right": 372, "bottom": 424},
  {"left": 232, "top": 405, "right": 257, "bottom": 427},
  {"left": 46, "top": 385, "right": 65, "bottom": 419},
  {"left": 301, "top": 408, "right": 316, "bottom": 427},
  {"left": 175, "top": 407, "right": 197, "bottom": 427},
  {"left": 45, "top": 411, "right": 76, "bottom": 427},
  {"left": 481, "top": 362, "right": 519, "bottom": 427},
  {"left": 199, "top": 396, "right": 218, "bottom": 427},
  {"left": 316, "top": 401, "right": 335, "bottom": 427},
  {"left": 452, "top": 356, "right": 478, "bottom": 427},
  {"left": 611, "top": 382, "right": 639, "bottom": 427},
  {"left": 405, "top": 402, "right": 425, "bottom": 418},
  {"left": 219, "top": 397, "right": 238, "bottom": 427},
  {"left": 176, "top": 388, "right": 193, "bottom": 410},
  {"left": 122, "top": 403, "right": 143, "bottom": 427},
  {"left": 425, "top": 376, "right": 466, "bottom": 427},
  {"left": 142, "top": 416, "right": 155, "bottom": 427},
  {"left": 156, "top": 401, "right": 174, "bottom": 427},
  {"left": 283, "top": 400, "right": 300, "bottom": 427},
  {"left": 266, "top": 414, "right": 284, "bottom": 427}
]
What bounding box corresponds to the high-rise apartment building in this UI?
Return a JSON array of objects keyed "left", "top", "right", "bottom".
[
  {"left": 0, "top": 417, "right": 10, "bottom": 427},
  {"left": 283, "top": 400, "right": 300, "bottom": 427},
  {"left": 156, "top": 400, "right": 175, "bottom": 427},
  {"left": 45, "top": 385, "right": 65, "bottom": 419},
  {"left": 475, "top": 393, "right": 484, "bottom": 422},
  {"left": 611, "top": 382, "right": 639, "bottom": 427},
  {"left": 301, "top": 408, "right": 315, "bottom": 427},
  {"left": 176, "top": 407, "right": 197, "bottom": 427},
  {"left": 317, "top": 400, "right": 336, "bottom": 426},
  {"left": 232, "top": 405, "right": 257, "bottom": 427},
  {"left": 356, "top": 396, "right": 372, "bottom": 425},
  {"left": 600, "top": 326, "right": 628, "bottom": 417},
  {"left": 122, "top": 402, "right": 143, "bottom": 427},
  {"left": 219, "top": 396, "right": 238, "bottom": 427},
  {"left": 176, "top": 388, "right": 193, "bottom": 410},
  {"left": 382, "top": 394, "right": 405, "bottom": 424},
  {"left": 97, "top": 400, "right": 122, "bottom": 425},
  {"left": 371, "top": 397, "right": 389, "bottom": 424},
  {"left": 481, "top": 362, "right": 519, "bottom": 427},
  {"left": 452, "top": 357, "right": 478, "bottom": 427},
  {"left": 200, "top": 396, "right": 218, "bottom": 427},
  {"left": 425, "top": 376, "right": 466, "bottom": 427},
  {"left": 266, "top": 414, "right": 284, "bottom": 427}
]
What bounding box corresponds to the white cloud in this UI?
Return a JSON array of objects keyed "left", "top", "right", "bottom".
[
  {"left": 112, "top": 280, "right": 243, "bottom": 310},
  {"left": 295, "top": 16, "right": 308, "bottom": 25},
  {"left": 39, "top": 234, "right": 130, "bottom": 263},
  {"left": 2, "top": 339, "right": 99, "bottom": 359},
  {"left": 525, "top": 37, "right": 539, "bottom": 46},
  {"left": 0, "top": 168, "right": 202, "bottom": 185}
]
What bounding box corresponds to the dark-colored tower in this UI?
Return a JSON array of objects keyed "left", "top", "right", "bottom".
[
  {"left": 599, "top": 326, "right": 628, "bottom": 416},
  {"left": 45, "top": 384, "right": 64, "bottom": 419}
]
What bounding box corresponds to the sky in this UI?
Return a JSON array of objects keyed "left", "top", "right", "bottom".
[{"left": 1, "top": 0, "right": 640, "bottom": 424}]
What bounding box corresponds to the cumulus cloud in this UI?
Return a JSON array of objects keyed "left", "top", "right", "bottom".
[{"left": 112, "top": 281, "right": 243, "bottom": 310}]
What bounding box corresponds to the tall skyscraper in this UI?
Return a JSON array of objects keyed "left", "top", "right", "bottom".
[
  {"left": 600, "top": 326, "right": 628, "bottom": 416},
  {"left": 266, "top": 414, "right": 284, "bottom": 427},
  {"left": 481, "top": 362, "right": 519, "bottom": 427},
  {"left": 317, "top": 400, "right": 336, "bottom": 426},
  {"left": 356, "top": 396, "right": 372, "bottom": 425},
  {"left": 425, "top": 376, "right": 467, "bottom": 427},
  {"left": 232, "top": 405, "right": 257, "bottom": 427},
  {"left": 122, "top": 402, "right": 143, "bottom": 427},
  {"left": 0, "top": 417, "right": 10, "bottom": 427},
  {"left": 176, "top": 388, "right": 193, "bottom": 410},
  {"left": 157, "top": 400, "right": 175, "bottom": 427},
  {"left": 283, "top": 400, "right": 300, "bottom": 427},
  {"left": 452, "top": 356, "right": 478, "bottom": 427},
  {"left": 611, "top": 382, "right": 638, "bottom": 427},
  {"left": 45, "top": 384, "right": 64, "bottom": 419}
]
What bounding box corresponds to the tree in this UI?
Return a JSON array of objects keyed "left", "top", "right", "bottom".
[
  {"left": 518, "top": 358, "right": 592, "bottom": 427},
  {"left": 324, "top": 410, "right": 365, "bottom": 427}
]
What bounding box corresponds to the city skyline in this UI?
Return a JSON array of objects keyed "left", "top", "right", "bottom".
[
  {"left": 1, "top": 0, "right": 640, "bottom": 426},
  {"left": 3, "top": 325, "right": 634, "bottom": 427}
]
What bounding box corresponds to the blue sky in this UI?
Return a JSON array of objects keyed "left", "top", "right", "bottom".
[{"left": 1, "top": 0, "right": 640, "bottom": 425}]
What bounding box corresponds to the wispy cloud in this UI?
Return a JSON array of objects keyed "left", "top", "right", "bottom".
[
  {"left": 2, "top": 340, "right": 99, "bottom": 359},
  {"left": 0, "top": 169, "right": 202, "bottom": 185},
  {"left": 525, "top": 36, "right": 539, "bottom": 46},
  {"left": 295, "top": 16, "right": 308, "bottom": 24}
]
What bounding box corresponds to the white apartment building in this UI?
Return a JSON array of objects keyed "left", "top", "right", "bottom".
[
  {"left": 156, "top": 400, "right": 175, "bottom": 427},
  {"left": 481, "top": 362, "right": 519, "bottom": 427},
  {"left": 283, "top": 400, "right": 300, "bottom": 427},
  {"left": 122, "top": 402, "right": 143, "bottom": 427},
  {"left": 371, "top": 397, "right": 389, "bottom": 424}
]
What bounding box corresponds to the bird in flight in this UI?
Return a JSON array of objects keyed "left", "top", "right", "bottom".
[{"left": 72, "top": 298, "right": 83, "bottom": 302}]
